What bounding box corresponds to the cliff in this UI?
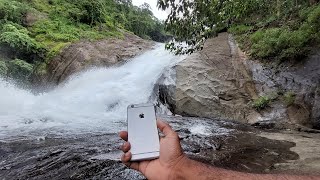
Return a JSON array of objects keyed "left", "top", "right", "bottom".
[{"left": 158, "top": 32, "right": 320, "bottom": 130}]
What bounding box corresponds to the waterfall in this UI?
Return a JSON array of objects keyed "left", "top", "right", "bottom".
[{"left": 0, "top": 44, "right": 185, "bottom": 138}]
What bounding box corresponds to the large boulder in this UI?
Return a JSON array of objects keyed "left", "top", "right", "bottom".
[
  {"left": 161, "top": 33, "right": 258, "bottom": 123},
  {"left": 153, "top": 66, "right": 177, "bottom": 114}
]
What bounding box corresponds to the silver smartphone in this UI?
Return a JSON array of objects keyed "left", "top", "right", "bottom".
[{"left": 127, "top": 103, "right": 160, "bottom": 161}]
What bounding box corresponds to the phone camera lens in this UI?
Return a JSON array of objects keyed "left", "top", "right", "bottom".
[{"left": 131, "top": 105, "right": 134, "bottom": 108}]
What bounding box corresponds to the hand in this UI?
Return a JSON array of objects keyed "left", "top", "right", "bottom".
[{"left": 119, "top": 119, "right": 187, "bottom": 180}]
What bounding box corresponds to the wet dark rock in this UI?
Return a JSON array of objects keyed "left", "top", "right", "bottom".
[
  {"left": 2, "top": 116, "right": 318, "bottom": 179},
  {"left": 251, "top": 120, "right": 291, "bottom": 130},
  {"left": 252, "top": 121, "right": 276, "bottom": 129},
  {"left": 311, "top": 90, "right": 320, "bottom": 129},
  {"left": 106, "top": 102, "right": 119, "bottom": 111},
  {"left": 153, "top": 66, "right": 177, "bottom": 114}
]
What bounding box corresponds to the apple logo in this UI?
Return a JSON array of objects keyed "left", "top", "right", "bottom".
[{"left": 139, "top": 113, "right": 145, "bottom": 118}]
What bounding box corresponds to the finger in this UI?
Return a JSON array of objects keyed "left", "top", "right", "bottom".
[
  {"left": 121, "top": 152, "right": 140, "bottom": 171},
  {"left": 119, "top": 131, "right": 128, "bottom": 141},
  {"left": 159, "top": 136, "right": 165, "bottom": 142},
  {"left": 121, "top": 152, "right": 132, "bottom": 163},
  {"left": 157, "top": 119, "right": 174, "bottom": 136},
  {"left": 121, "top": 142, "right": 131, "bottom": 153},
  {"left": 124, "top": 162, "right": 140, "bottom": 171}
]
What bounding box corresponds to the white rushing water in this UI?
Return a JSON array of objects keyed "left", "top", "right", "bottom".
[{"left": 0, "top": 44, "right": 185, "bottom": 138}]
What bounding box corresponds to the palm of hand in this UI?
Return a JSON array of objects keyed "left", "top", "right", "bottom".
[
  {"left": 138, "top": 134, "right": 184, "bottom": 179},
  {"left": 120, "top": 120, "right": 185, "bottom": 180}
]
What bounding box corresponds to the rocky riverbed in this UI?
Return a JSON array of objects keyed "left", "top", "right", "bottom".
[{"left": 1, "top": 116, "right": 319, "bottom": 179}]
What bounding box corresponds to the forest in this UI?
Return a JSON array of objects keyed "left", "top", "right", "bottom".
[
  {"left": 1, "top": 0, "right": 320, "bottom": 83},
  {"left": 0, "top": 0, "right": 166, "bottom": 82}
]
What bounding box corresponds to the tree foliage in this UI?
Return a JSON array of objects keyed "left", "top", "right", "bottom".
[
  {"left": 158, "top": 0, "right": 320, "bottom": 59},
  {"left": 0, "top": 0, "right": 167, "bottom": 82},
  {"left": 0, "top": 23, "right": 44, "bottom": 54},
  {"left": 7, "top": 59, "right": 33, "bottom": 81},
  {"left": 0, "top": 0, "right": 30, "bottom": 24}
]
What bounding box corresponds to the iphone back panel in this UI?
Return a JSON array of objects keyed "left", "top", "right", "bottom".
[{"left": 127, "top": 103, "right": 160, "bottom": 161}]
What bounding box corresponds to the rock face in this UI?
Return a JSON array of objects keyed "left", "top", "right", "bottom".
[
  {"left": 312, "top": 92, "right": 320, "bottom": 128},
  {"left": 158, "top": 32, "right": 320, "bottom": 128},
  {"left": 44, "top": 33, "right": 154, "bottom": 85},
  {"left": 244, "top": 50, "right": 320, "bottom": 129},
  {"left": 158, "top": 33, "right": 258, "bottom": 122},
  {"left": 153, "top": 65, "right": 177, "bottom": 114},
  {"left": 1, "top": 116, "right": 319, "bottom": 179}
]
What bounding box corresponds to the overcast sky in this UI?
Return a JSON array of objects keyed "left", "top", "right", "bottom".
[{"left": 131, "top": 0, "right": 169, "bottom": 20}]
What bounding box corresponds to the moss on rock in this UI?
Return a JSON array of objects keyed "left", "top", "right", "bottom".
[
  {"left": 7, "top": 59, "right": 33, "bottom": 81},
  {"left": 0, "top": 61, "right": 8, "bottom": 76}
]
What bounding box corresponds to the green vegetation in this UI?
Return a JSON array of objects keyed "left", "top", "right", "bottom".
[
  {"left": 7, "top": 59, "right": 33, "bottom": 81},
  {"left": 159, "top": 0, "right": 320, "bottom": 60},
  {"left": 252, "top": 96, "right": 271, "bottom": 111},
  {"left": 283, "top": 92, "right": 296, "bottom": 106},
  {"left": 251, "top": 91, "right": 297, "bottom": 111},
  {"left": 0, "top": 61, "right": 8, "bottom": 76},
  {"left": 0, "top": 0, "right": 29, "bottom": 24},
  {"left": 0, "top": 23, "right": 45, "bottom": 56},
  {"left": 250, "top": 28, "right": 311, "bottom": 59},
  {"left": 228, "top": 25, "right": 254, "bottom": 35},
  {"left": 0, "top": 0, "right": 167, "bottom": 82}
]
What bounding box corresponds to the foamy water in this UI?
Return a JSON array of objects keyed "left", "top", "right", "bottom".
[{"left": 0, "top": 44, "right": 185, "bottom": 138}]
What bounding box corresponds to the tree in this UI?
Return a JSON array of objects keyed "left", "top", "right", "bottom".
[
  {"left": 157, "top": 0, "right": 319, "bottom": 55},
  {"left": 140, "top": 2, "right": 153, "bottom": 16}
]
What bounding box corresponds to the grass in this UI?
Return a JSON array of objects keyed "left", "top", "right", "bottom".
[
  {"left": 252, "top": 96, "right": 271, "bottom": 111},
  {"left": 283, "top": 92, "right": 296, "bottom": 106},
  {"left": 45, "top": 41, "right": 71, "bottom": 60},
  {"left": 228, "top": 4, "right": 320, "bottom": 61},
  {"left": 30, "top": 17, "right": 123, "bottom": 58},
  {"left": 251, "top": 91, "right": 297, "bottom": 111},
  {"left": 228, "top": 25, "right": 254, "bottom": 35},
  {"left": 250, "top": 28, "right": 311, "bottom": 60}
]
